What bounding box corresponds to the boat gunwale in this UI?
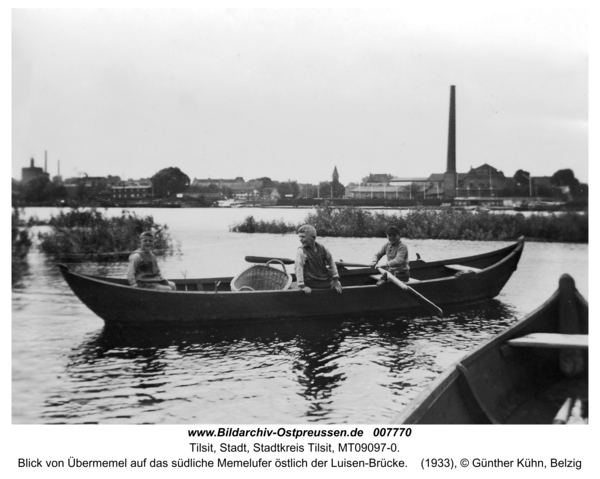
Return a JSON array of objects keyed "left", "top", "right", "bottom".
[{"left": 409, "top": 236, "right": 523, "bottom": 271}]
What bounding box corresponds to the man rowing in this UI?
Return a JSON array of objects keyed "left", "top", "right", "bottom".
[{"left": 371, "top": 225, "right": 410, "bottom": 284}]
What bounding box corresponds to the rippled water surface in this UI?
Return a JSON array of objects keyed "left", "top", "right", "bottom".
[{"left": 12, "top": 207, "right": 588, "bottom": 424}]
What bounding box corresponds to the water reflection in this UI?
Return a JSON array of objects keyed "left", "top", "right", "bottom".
[
  {"left": 11, "top": 259, "right": 30, "bottom": 289},
  {"left": 47, "top": 300, "right": 516, "bottom": 424}
]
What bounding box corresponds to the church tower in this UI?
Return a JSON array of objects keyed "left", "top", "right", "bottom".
[{"left": 332, "top": 166, "right": 339, "bottom": 182}]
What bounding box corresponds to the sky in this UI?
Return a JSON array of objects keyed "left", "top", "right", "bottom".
[{"left": 11, "top": 6, "right": 589, "bottom": 185}]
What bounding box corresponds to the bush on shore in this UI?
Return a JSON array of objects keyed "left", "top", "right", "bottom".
[
  {"left": 230, "top": 216, "right": 298, "bottom": 234},
  {"left": 229, "top": 206, "right": 588, "bottom": 243},
  {"left": 39, "top": 208, "right": 179, "bottom": 262}
]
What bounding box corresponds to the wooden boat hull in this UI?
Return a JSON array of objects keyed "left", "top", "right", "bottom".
[
  {"left": 59, "top": 238, "right": 524, "bottom": 325},
  {"left": 395, "top": 274, "right": 588, "bottom": 424}
]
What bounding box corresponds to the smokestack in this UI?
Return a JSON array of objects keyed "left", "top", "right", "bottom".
[
  {"left": 443, "top": 86, "right": 458, "bottom": 200},
  {"left": 446, "top": 86, "right": 456, "bottom": 174},
  {"left": 58, "top": 159, "right": 60, "bottom": 176},
  {"left": 45, "top": 151, "right": 47, "bottom": 173},
  {"left": 30, "top": 158, "right": 34, "bottom": 168}
]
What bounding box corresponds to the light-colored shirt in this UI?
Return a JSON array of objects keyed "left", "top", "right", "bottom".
[
  {"left": 127, "top": 249, "right": 164, "bottom": 286},
  {"left": 373, "top": 240, "right": 410, "bottom": 272},
  {"left": 295, "top": 242, "right": 339, "bottom": 287}
]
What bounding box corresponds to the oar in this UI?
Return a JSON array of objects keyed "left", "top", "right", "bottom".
[
  {"left": 377, "top": 267, "right": 443, "bottom": 317},
  {"left": 246, "top": 256, "right": 442, "bottom": 316},
  {"left": 245, "top": 256, "right": 371, "bottom": 268}
]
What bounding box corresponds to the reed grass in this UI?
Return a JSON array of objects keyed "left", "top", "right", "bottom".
[
  {"left": 38, "top": 208, "right": 180, "bottom": 262},
  {"left": 230, "top": 206, "right": 588, "bottom": 243},
  {"left": 230, "top": 216, "right": 298, "bottom": 234}
]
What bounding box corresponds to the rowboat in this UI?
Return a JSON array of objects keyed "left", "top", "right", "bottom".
[
  {"left": 395, "top": 273, "right": 588, "bottom": 424},
  {"left": 58, "top": 237, "right": 524, "bottom": 325}
]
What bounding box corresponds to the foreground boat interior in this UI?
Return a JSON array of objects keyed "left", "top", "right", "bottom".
[{"left": 395, "top": 274, "right": 588, "bottom": 424}]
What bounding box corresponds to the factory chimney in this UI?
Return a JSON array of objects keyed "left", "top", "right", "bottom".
[{"left": 443, "top": 86, "right": 458, "bottom": 199}]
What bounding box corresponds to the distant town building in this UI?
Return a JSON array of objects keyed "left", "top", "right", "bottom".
[
  {"left": 347, "top": 184, "right": 412, "bottom": 199},
  {"left": 245, "top": 179, "right": 263, "bottom": 189},
  {"left": 390, "top": 177, "right": 429, "bottom": 186},
  {"left": 63, "top": 175, "right": 109, "bottom": 190},
  {"left": 184, "top": 192, "right": 224, "bottom": 202},
  {"left": 108, "top": 185, "right": 152, "bottom": 200},
  {"left": 363, "top": 174, "right": 392, "bottom": 185},
  {"left": 122, "top": 178, "right": 151, "bottom": 186},
  {"left": 200, "top": 179, "right": 263, "bottom": 200},
  {"left": 456, "top": 164, "right": 507, "bottom": 197},
  {"left": 83, "top": 176, "right": 109, "bottom": 189},
  {"left": 423, "top": 174, "right": 445, "bottom": 199},
  {"left": 230, "top": 186, "right": 257, "bottom": 200},
  {"left": 262, "top": 187, "right": 281, "bottom": 200},
  {"left": 21, "top": 158, "right": 49, "bottom": 184},
  {"left": 192, "top": 177, "right": 245, "bottom": 188},
  {"left": 349, "top": 176, "right": 446, "bottom": 199}
]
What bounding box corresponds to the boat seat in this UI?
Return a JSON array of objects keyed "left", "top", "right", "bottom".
[
  {"left": 445, "top": 264, "right": 482, "bottom": 273},
  {"left": 177, "top": 283, "right": 202, "bottom": 291},
  {"left": 507, "top": 333, "right": 588, "bottom": 350}
]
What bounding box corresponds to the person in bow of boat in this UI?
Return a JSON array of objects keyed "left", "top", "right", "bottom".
[
  {"left": 126, "top": 231, "right": 176, "bottom": 291},
  {"left": 370, "top": 226, "right": 410, "bottom": 284},
  {"left": 294, "top": 224, "right": 343, "bottom": 295}
]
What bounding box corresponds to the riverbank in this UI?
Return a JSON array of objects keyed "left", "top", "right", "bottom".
[{"left": 13, "top": 196, "right": 588, "bottom": 211}]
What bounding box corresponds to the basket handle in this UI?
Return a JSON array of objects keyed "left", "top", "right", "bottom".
[
  {"left": 238, "top": 286, "right": 255, "bottom": 292},
  {"left": 266, "top": 259, "right": 287, "bottom": 274}
]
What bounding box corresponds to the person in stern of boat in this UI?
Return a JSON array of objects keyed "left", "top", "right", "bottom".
[
  {"left": 370, "top": 226, "right": 410, "bottom": 285},
  {"left": 294, "top": 224, "right": 343, "bottom": 295},
  {"left": 127, "top": 231, "right": 176, "bottom": 291}
]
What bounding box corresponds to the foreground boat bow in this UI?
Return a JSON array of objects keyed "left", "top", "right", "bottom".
[{"left": 394, "top": 274, "right": 588, "bottom": 424}]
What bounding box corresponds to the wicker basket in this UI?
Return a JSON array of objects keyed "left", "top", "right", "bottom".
[{"left": 230, "top": 259, "right": 292, "bottom": 292}]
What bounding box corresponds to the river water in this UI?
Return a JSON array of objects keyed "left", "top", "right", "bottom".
[{"left": 12, "top": 207, "right": 588, "bottom": 424}]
